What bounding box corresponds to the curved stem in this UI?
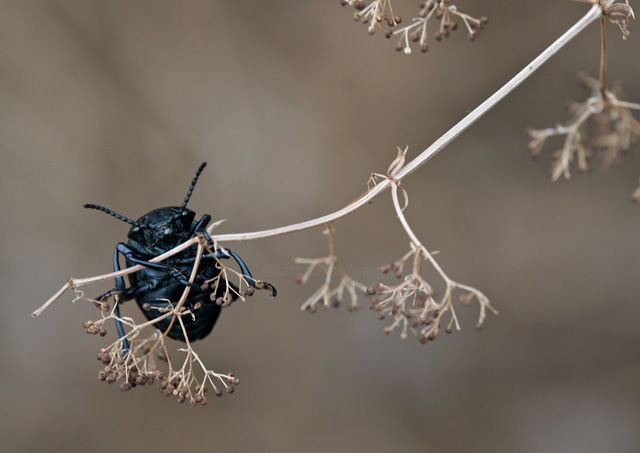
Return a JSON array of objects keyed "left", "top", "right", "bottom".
[
  {"left": 599, "top": 14, "right": 609, "bottom": 101},
  {"left": 34, "top": 5, "right": 602, "bottom": 318},
  {"left": 211, "top": 4, "right": 602, "bottom": 243},
  {"left": 390, "top": 183, "right": 450, "bottom": 285}
]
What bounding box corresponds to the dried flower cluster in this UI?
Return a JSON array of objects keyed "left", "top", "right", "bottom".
[
  {"left": 391, "top": 1, "right": 488, "bottom": 54},
  {"left": 341, "top": 0, "right": 402, "bottom": 34},
  {"left": 527, "top": 73, "right": 640, "bottom": 190},
  {"left": 295, "top": 224, "right": 368, "bottom": 312},
  {"left": 341, "top": 0, "right": 488, "bottom": 54},
  {"left": 367, "top": 245, "right": 495, "bottom": 343},
  {"left": 296, "top": 150, "right": 496, "bottom": 343},
  {"left": 37, "top": 235, "right": 272, "bottom": 404}
]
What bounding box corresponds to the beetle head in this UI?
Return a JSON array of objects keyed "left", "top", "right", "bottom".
[{"left": 128, "top": 207, "right": 196, "bottom": 250}]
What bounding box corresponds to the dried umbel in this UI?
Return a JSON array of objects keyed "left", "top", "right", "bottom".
[
  {"left": 341, "top": 0, "right": 402, "bottom": 34},
  {"left": 71, "top": 247, "right": 260, "bottom": 405},
  {"left": 35, "top": 229, "right": 272, "bottom": 405},
  {"left": 297, "top": 150, "right": 496, "bottom": 342},
  {"left": 295, "top": 224, "right": 368, "bottom": 313},
  {"left": 527, "top": 73, "right": 640, "bottom": 180},
  {"left": 341, "top": 0, "right": 488, "bottom": 54},
  {"left": 367, "top": 244, "right": 495, "bottom": 343},
  {"left": 391, "top": 0, "right": 488, "bottom": 54}
]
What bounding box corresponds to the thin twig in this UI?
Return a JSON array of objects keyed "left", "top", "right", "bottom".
[{"left": 211, "top": 5, "right": 602, "bottom": 243}]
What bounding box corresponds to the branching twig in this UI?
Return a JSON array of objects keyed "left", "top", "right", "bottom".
[
  {"left": 365, "top": 163, "right": 496, "bottom": 342},
  {"left": 33, "top": 3, "right": 616, "bottom": 403},
  {"left": 295, "top": 224, "right": 368, "bottom": 312}
]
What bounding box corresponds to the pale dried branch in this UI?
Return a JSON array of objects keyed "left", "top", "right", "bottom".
[
  {"left": 526, "top": 73, "right": 640, "bottom": 187},
  {"left": 295, "top": 224, "right": 368, "bottom": 312},
  {"left": 365, "top": 174, "right": 496, "bottom": 343}
]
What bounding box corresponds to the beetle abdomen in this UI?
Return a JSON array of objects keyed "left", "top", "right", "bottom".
[
  {"left": 136, "top": 293, "right": 221, "bottom": 341},
  {"left": 127, "top": 258, "right": 224, "bottom": 342}
]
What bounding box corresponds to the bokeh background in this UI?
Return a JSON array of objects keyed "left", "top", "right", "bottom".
[{"left": 2, "top": 1, "right": 639, "bottom": 452}]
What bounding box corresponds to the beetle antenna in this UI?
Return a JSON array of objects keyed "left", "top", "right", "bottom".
[
  {"left": 180, "top": 162, "right": 207, "bottom": 211},
  {"left": 84, "top": 204, "right": 138, "bottom": 226}
]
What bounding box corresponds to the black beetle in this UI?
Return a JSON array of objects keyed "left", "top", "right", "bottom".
[{"left": 85, "top": 162, "right": 276, "bottom": 350}]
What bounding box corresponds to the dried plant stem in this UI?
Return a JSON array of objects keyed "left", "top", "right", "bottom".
[
  {"left": 390, "top": 184, "right": 445, "bottom": 283},
  {"left": 389, "top": 182, "right": 495, "bottom": 323},
  {"left": 34, "top": 4, "right": 603, "bottom": 318},
  {"left": 600, "top": 14, "right": 608, "bottom": 100},
  {"left": 212, "top": 4, "right": 602, "bottom": 243},
  {"left": 32, "top": 237, "right": 204, "bottom": 317},
  {"left": 160, "top": 240, "right": 204, "bottom": 339}
]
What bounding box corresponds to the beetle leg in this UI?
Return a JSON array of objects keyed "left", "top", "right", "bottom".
[
  {"left": 116, "top": 243, "right": 198, "bottom": 288},
  {"left": 112, "top": 245, "right": 131, "bottom": 353},
  {"left": 94, "top": 288, "right": 119, "bottom": 302},
  {"left": 167, "top": 247, "right": 278, "bottom": 297},
  {"left": 192, "top": 214, "right": 212, "bottom": 241},
  {"left": 179, "top": 248, "right": 278, "bottom": 297},
  {"left": 221, "top": 249, "right": 278, "bottom": 298}
]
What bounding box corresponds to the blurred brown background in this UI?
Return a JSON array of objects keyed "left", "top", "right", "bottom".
[{"left": 1, "top": 1, "right": 639, "bottom": 452}]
